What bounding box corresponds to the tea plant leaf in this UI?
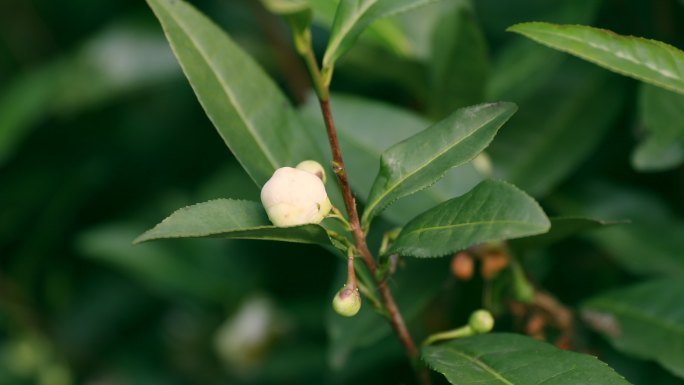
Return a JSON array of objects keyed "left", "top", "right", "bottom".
[
  {"left": 423, "top": 333, "right": 632, "bottom": 384},
  {"left": 582, "top": 279, "right": 684, "bottom": 378},
  {"left": 299, "top": 94, "right": 483, "bottom": 225},
  {"left": 632, "top": 84, "right": 684, "bottom": 171},
  {"left": 389, "top": 180, "right": 550, "bottom": 257},
  {"left": 134, "top": 199, "right": 331, "bottom": 245},
  {"left": 323, "top": 0, "right": 448, "bottom": 71},
  {"left": 361, "top": 102, "right": 517, "bottom": 228},
  {"left": 508, "top": 22, "right": 684, "bottom": 95},
  {"left": 146, "top": 0, "right": 321, "bottom": 186}
]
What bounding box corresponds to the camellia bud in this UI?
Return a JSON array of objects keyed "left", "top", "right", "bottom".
[
  {"left": 451, "top": 251, "right": 474, "bottom": 281},
  {"left": 332, "top": 286, "right": 361, "bottom": 317},
  {"left": 469, "top": 309, "right": 495, "bottom": 334},
  {"left": 261, "top": 167, "right": 332, "bottom": 227},
  {"left": 295, "top": 160, "right": 326, "bottom": 184}
]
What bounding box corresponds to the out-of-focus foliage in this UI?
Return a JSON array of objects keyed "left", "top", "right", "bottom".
[{"left": 2, "top": 0, "right": 684, "bottom": 384}]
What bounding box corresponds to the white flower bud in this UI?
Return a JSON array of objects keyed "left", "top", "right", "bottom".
[
  {"left": 295, "top": 160, "right": 327, "bottom": 184},
  {"left": 261, "top": 167, "right": 332, "bottom": 227},
  {"left": 332, "top": 286, "right": 361, "bottom": 317}
]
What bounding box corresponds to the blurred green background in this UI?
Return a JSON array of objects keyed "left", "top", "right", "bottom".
[{"left": 1, "top": 0, "right": 684, "bottom": 384}]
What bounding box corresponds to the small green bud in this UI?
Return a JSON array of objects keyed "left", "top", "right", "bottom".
[
  {"left": 296, "top": 160, "right": 326, "bottom": 184},
  {"left": 332, "top": 286, "right": 361, "bottom": 317},
  {"left": 469, "top": 309, "right": 495, "bottom": 334}
]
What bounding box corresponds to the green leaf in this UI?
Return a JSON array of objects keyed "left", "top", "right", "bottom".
[
  {"left": 134, "top": 199, "right": 331, "bottom": 245},
  {"left": 362, "top": 102, "right": 517, "bottom": 228},
  {"left": 423, "top": 333, "right": 632, "bottom": 384},
  {"left": 632, "top": 84, "right": 684, "bottom": 171},
  {"left": 428, "top": 4, "right": 489, "bottom": 117},
  {"left": 549, "top": 181, "right": 684, "bottom": 277},
  {"left": 582, "top": 279, "right": 684, "bottom": 378},
  {"left": 511, "top": 217, "right": 623, "bottom": 250},
  {"left": 146, "top": 0, "right": 321, "bottom": 186},
  {"left": 300, "top": 94, "right": 483, "bottom": 225},
  {"left": 323, "top": 0, "right": 449, "bottom": 71},
  {"left": 389, "top": 180, "right": 550, "bottom": 258},
  {"left": 508, "top": 22, "right": 684, "bottom": 95},
  {"left": 488, "top": 62, "right": 625, "bottom": 197}
]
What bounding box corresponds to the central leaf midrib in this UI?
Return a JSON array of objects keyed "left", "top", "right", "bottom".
[
  {"left": 444, "top": 348, "right": 516, "bottom": 385},
  {"left": 160, "top": 0, "right": 280, "bottom": 170},
  {"left": 404, "top": 219, "right": 540, "bottom": 236},
  {"left": 365, "top": 111, "right": 501, "bottom": 220}
]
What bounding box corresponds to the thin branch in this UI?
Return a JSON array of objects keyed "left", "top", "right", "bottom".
[
  {"left": 294, "top": 24, "right": 429, "bottom": 383},
  {"left": 317, "top": 66, "right": 430, "bottom": 385}
]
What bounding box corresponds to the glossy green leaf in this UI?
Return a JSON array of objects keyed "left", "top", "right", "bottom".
[
  {"left": 428, "top": 5, "right": 488, "bottom": 117},
  {"left": 512, "top": 217, "right": 623, "bottom": 250},
  {"left": 632, "top": 84, "right": 684, "bottom": 171},
  {"left": 488, "top": 62, "right": 625, "bottom": 197},
  {"left": 323, "top": 0, "right": 448, "bottom": 71},
  {"left": 549, "top": 181, "right": 684, "bottom": 277},
  {"left": 300, "top": 94, "right": 483, "bottom": 225},
  {"left": 134, "top": 199, "right": 331, "bottom": 245},
  {"left": 389, "top": 180, "right": 550, "bottom": 258},
  {"left": 582, "top": 279, "right": 684, "bottom": 378},
  {"left": 362, "top": 102, "right": 517, "bottom": 227},
  {"left": 508, "top": 22, "right": 684, "bottom": 95},
  {"left": 146, "top": 0, "right": 321, "bottom": 186},
  {"left": 423, "top": 333, "right": 631, "bottom": 384}
]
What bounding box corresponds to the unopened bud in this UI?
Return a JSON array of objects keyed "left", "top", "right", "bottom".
[
  {"left": 332, "top": 286, "right": 361, "bottom": 317},
  {"left": 451, "top": 252, "right": 474, "bottom": 281},
  {"left": 261, "top": 167, "right": 332, "bottom": 227},
  {"left": 469, "top": 309, "right": 494, "bottom": 334},
  {"left": 296, "top": 160, "right": 326, "bottom": 184}
]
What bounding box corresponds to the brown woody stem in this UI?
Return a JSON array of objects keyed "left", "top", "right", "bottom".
[{"left": 299, "top": 38, "right": 429, "bottom": 384}]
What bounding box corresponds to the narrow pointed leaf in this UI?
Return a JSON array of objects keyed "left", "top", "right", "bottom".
[
  {"left": 299, "top": 94, "right": 483, "bottom": 225},
  {"left": 362, "top": 102, "right": 517, "bottom": 227},
  {"left": 146, "top": 0, "right": 320, "bottom": 187},
  {"left": 582, "top": 279, "right": 684, "bottom": 378},
  {"left": 423, "top": 333, "right": 632, "bottom": 384},
  {"left": 388, "top": 180, "right": 550, "bottom": 258},
  {"left": 323, "top": 0, "right": 451, "bottom": 70},
  {"left": 508, "top": 22, "right": 684, "bottom": 95},
  {"left": 134, "top": 199, "right": 331, "bottom": 245}
]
